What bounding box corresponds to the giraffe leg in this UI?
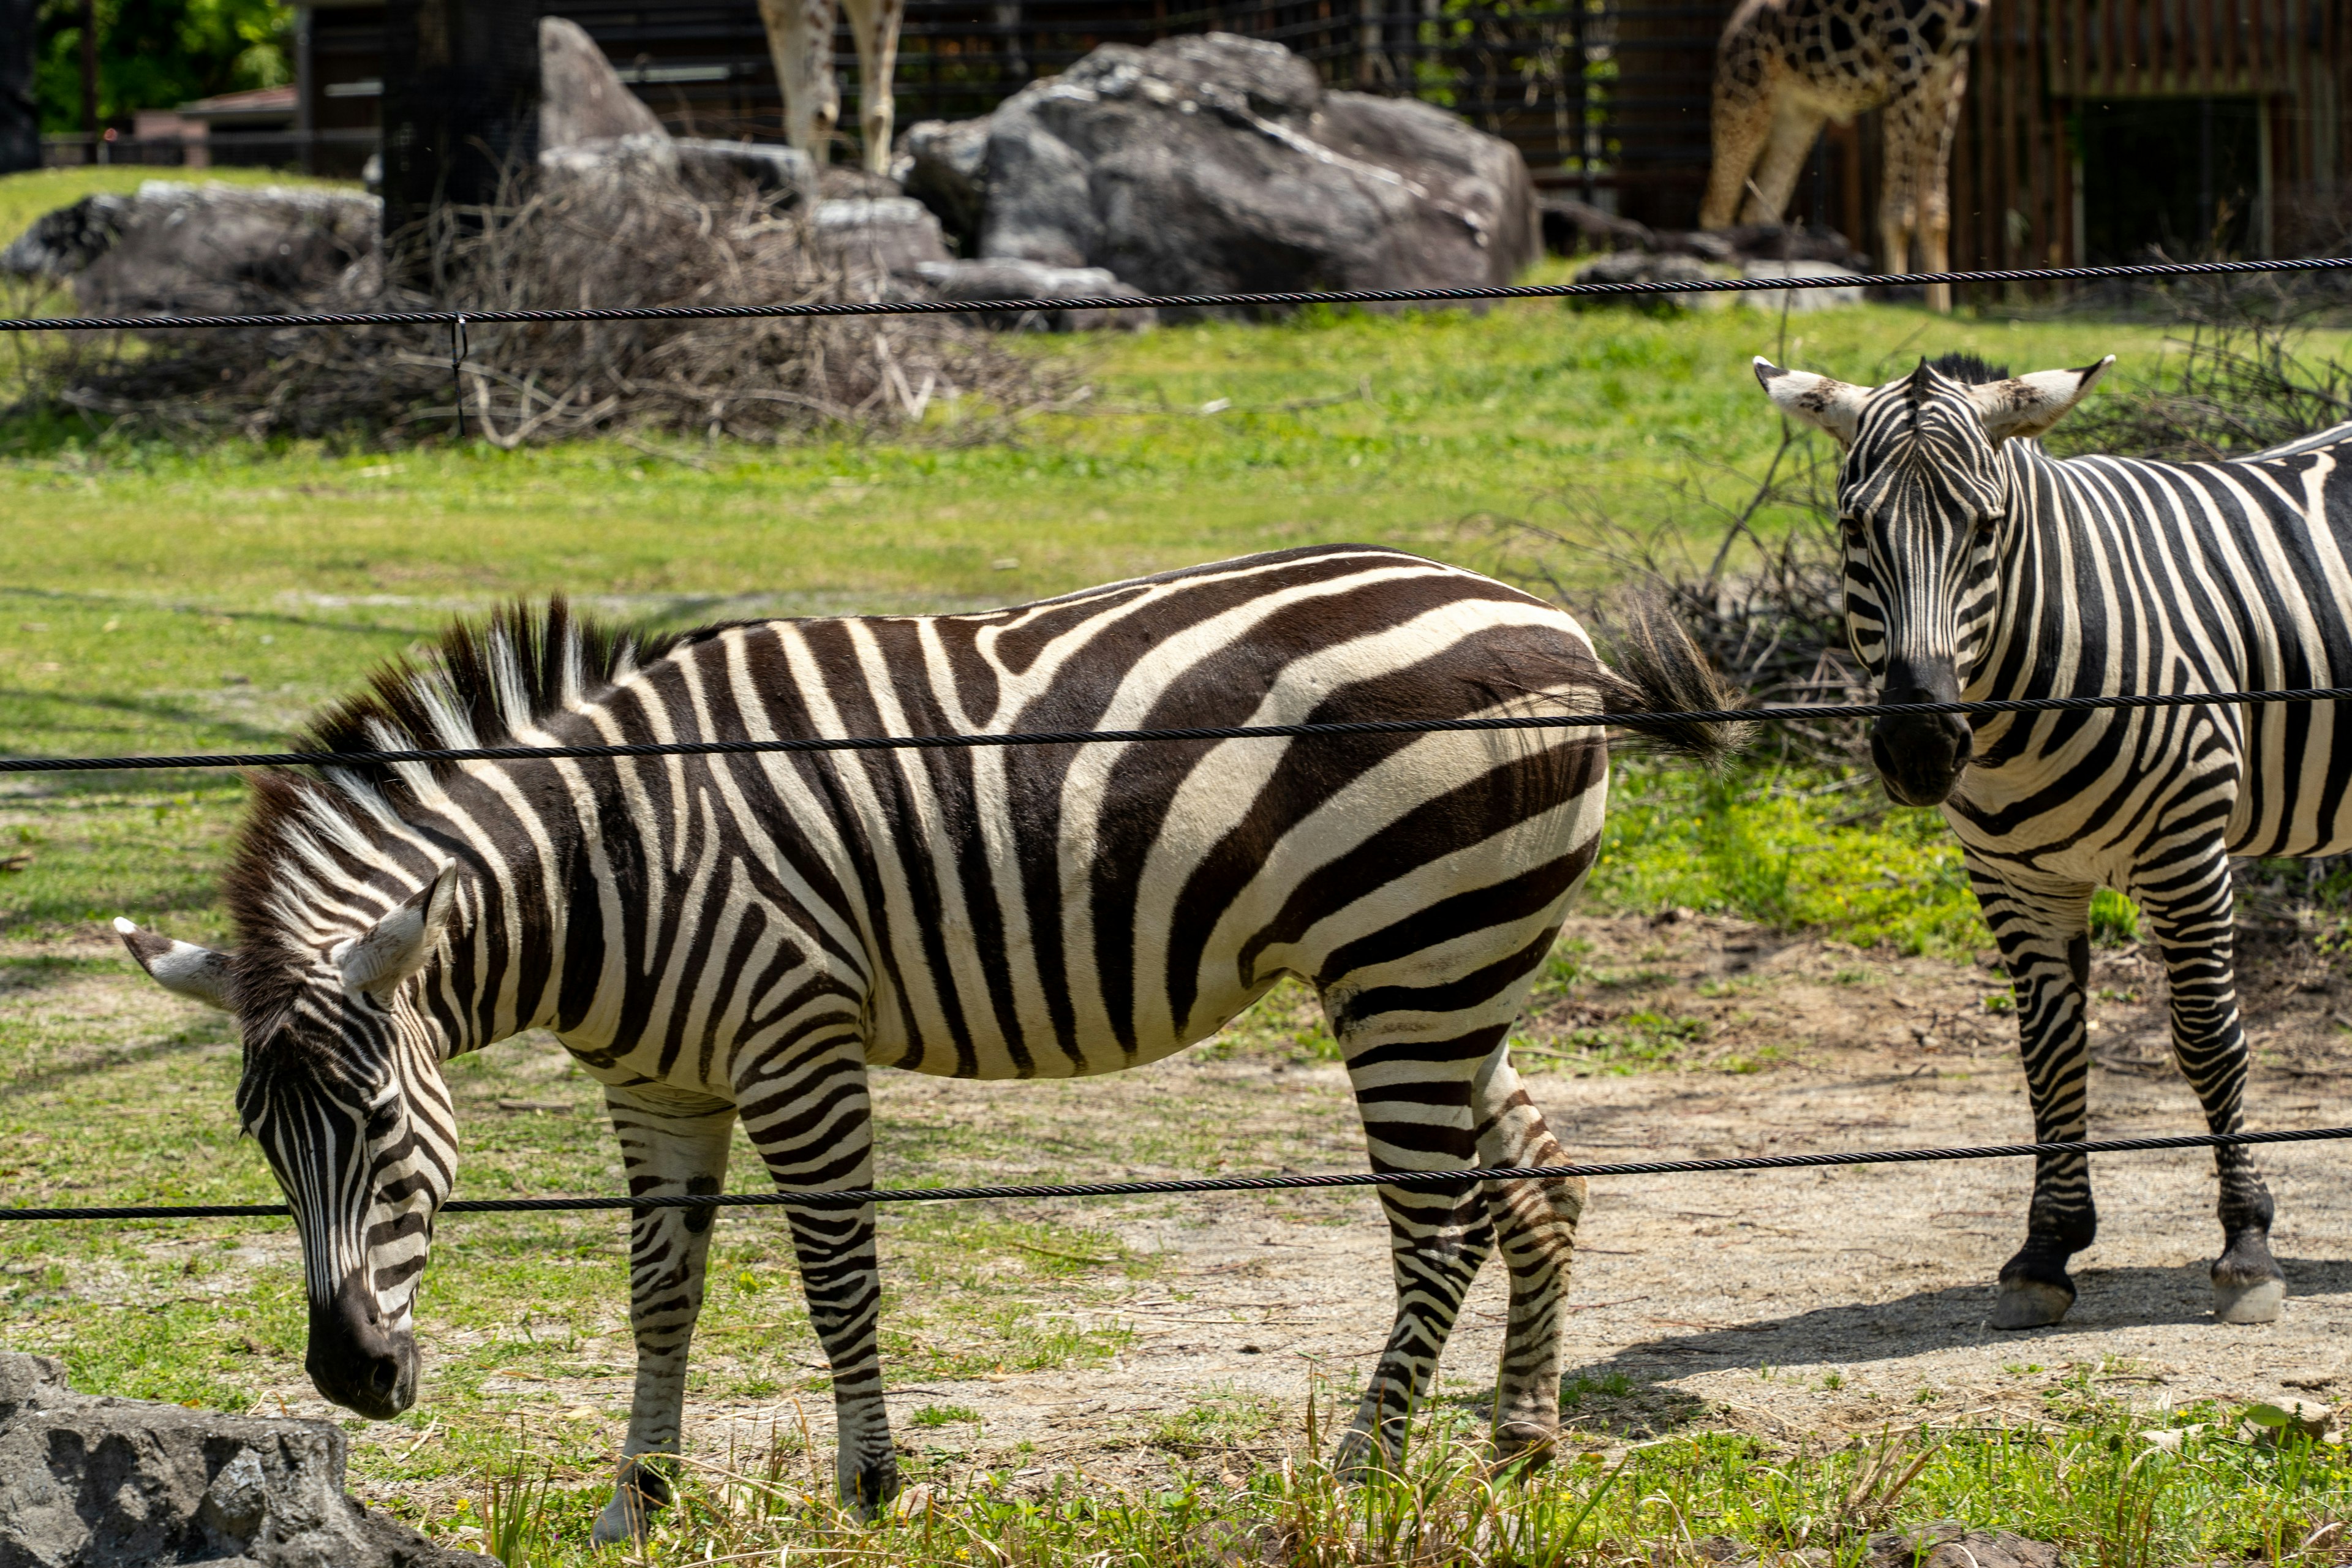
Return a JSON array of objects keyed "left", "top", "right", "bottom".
[
  {"left": 1968, "top": 857, "right": 2099, "bottom": 1329},
  {"left": 592, "top": 1083, "right": 738, "bottom": 1548},
  {"left": 840, "top": 0, "right": 903, "bottom": 176},
  {"left": 1474, "top": 1049, "right": 1585, "bottom": 1463},
  {"left": 1915, "top": 59, "right": 1967, "bottom": 312},
  {"left": 756, "top": 0, "right": 842, "bottom": 162},
  {"left": 2133, "top": 856, "right": 2285, "bottom": 1323},
  {"left": 1880, "top": 82, "right": 1939, "bottom": 301},
  {"left": 1740, "top": 100, "right": 1830, "bottom": 224},
  {"left": 738, "top": 1037, "right": 899, "bottom": 1510},
  {"left": 1700, "top": 73, "right": 1775, "bottom": 230}
]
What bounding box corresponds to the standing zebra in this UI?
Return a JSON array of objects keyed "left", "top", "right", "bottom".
[
  {"left": 115, "top": 546, "right": 1734, "bottom": 1540},
  {"left": 1753, "top": 350, "right": 2334, "bottom": 1330}
]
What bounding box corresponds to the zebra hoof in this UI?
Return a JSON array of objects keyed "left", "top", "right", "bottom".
[
  {"left": 1989, "top": 1279, "right": 2073, "bottom": 1329},
  {"left": 1490, "top": 1422, "right": 1556, "bottom": 1474},
  {"left": 591, "top": 1458, "right": 671, "bottom": 1548},
  {"left": 2215, "top": 1276, "right": 2286, "bottom": 1324}
]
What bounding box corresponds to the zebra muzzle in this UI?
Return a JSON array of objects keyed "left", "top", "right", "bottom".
[
  {"left": 1870, "top": 671, "right": 1972, "bottom": 807},
  {"left": 306, "top": 1272, "right": 418, "bottom": 1419}
]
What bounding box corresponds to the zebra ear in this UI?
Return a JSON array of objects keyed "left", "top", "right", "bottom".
[
  {"left": 335, "top": 864, "right": 461, "bottom": 1001},
  {"left": 1969, "top": 357, "right": 2116, "bottom": 443},
  {"left": 115, "top": 919, "right": 236, "bottom": 1011},
  {"left": 1754, "top": 358, "right": 1866, "bottom": 447}
]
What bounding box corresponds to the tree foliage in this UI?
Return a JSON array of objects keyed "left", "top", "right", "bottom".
[{"left": 36, "top": 0, "right": 291, "bottom": 130}]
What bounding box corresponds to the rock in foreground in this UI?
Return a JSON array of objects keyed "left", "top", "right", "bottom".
[{"left": 0, "top": 1351, "right": 483, "bottom": 1568}]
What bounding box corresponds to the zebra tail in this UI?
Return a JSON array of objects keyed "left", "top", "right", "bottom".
[{"left": 1593, "top": 594, "right": 1752, "bottom": 769}]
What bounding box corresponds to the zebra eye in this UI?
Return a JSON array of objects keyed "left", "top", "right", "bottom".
[{"left": 364, "top": 1100, "right": 401, "bottom": 1143}]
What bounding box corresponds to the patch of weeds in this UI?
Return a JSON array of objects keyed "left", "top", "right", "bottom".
[
  {"left": 1563, "top": 1372, "right": 1636, "bottom": 1404},
  {"left": 1983, "top": 990, "right": 2016, "bottom": 1013},
  {"left": 2090, "top": 888, "right": 2142, "bottom": 945},
  {"left": 1148, "top": 1389, "right": 1284, "bottom": 1455},
  {"left": 911, "top": 1404, "right": 981, "bottom": 1429},
  {"left": 1521, "top": 1012, "right": 1709, "bottom": 1075},
  {"left": 1593, "top": 761, "right": 1986, "bottom": 957}
]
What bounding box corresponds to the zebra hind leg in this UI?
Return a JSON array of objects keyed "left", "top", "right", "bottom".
[
  {"left": 2138, "top": 869, "right": 2285, "bottom": 1324},
  {"left": 740, "top": 1042, "right": 899, "bottom": 1512},
  {"left": 1475, "top": 1050, "right": 1586, "bottom": 1464},
  {"left": 592, "top": 1084, "right": 739, "bottom": 1547},
  {"left": 1330, "top": 1016, "right": 1512, "bottom": 1475}
]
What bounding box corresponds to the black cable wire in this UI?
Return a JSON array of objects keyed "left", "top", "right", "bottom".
[
  {"left": 3, "top": 1125, "right": 2343, "bottom": 1223},
  {"left": 2, "top": 253, "right": 2348, "bottom": 336},
  {"left": 9, "top": 685, "right": 2352, "bottom": 775}
]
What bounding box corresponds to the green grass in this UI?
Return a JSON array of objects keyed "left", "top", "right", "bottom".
[{"left": 445, "top": 1390, "right": 2352, "bottom": 1566}]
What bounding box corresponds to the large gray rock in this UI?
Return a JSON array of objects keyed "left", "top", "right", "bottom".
[
  {"left": 970, "top": 32, "right": 1538, "bottom": 308},
  {"left": 0, "top": 182, "right": 380, "bottom": 315},
  {"left": 0, "top": 1352, "right": 483, "bottom": 1567},
  {"left": 913, "top": 258, "right": 1155, "bottom": 331},
  {"left": 538, "top": 14, "right": 666, "bottom": 150}
]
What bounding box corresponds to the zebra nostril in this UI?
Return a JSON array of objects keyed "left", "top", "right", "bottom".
[{"left": 369, "top": 1357, "right": 398, "bottom": 1395}]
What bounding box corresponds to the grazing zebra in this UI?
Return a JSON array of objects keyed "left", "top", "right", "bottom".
[
  {"left": 1752, "top": 349, "right": 2339, "bottom": 1330},
  {"left": 115, "top": 546, "right": 1735, "bottom": 1541}
]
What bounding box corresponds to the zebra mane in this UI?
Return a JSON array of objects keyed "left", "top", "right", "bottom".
[
  {"left": 294, "top": 598, "right": 679, "bottom": 784},
  {"left": 1924, "top": 352, "right": 2011, "bottom": 386},
  {"left": 224, "top": 600, "right": 688, "bottom": 974}
]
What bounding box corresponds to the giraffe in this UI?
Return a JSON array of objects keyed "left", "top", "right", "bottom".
[
  {"left": 1698, "top": 0, "right": 1987, "bottom": 312},
  {"left": 756, "top": 0, "right": 904, "bottom": 176}
]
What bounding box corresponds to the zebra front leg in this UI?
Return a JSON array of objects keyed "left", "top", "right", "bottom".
[
  {"left": 1971, "top": 860, "right": 2098, "bottom": 1329},
  {"left": 740, "top": 1041, "right": 897, "bottom": 1512},
  {"left": 593, "top": 1083, "right": 739, "bottom": 1548},
  {"left": 1332, "top": 1019, "right": 1506, "bottom": 1474},
  {"left": 1475, "top": 1047, "right": 1585, "bottom": 1464},
  {"left": 2135, "top": 861, "right": 2285, "bottom": 1323}
]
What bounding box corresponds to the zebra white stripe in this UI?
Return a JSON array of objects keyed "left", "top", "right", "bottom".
[
  {"left": 116, "top": 544, "right": 1735, "bottom": 1539},
  {"left": 1757, "top": 352, "right": 2316, "bottom": 1332}
]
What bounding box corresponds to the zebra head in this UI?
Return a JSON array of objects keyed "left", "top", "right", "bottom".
[
  {"left": 114, "top": 862, "right": 464, "bottom": 1420},
  {"left": 1751, "top": 352, "right": 2114, "bottom": 806}
]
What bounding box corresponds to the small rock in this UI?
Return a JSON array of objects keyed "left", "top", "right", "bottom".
[
  {"left": 813, "top": 197, "right": 951, "bottom": 277},
  {"left": 673, "top": 137, "right": 816, "bottom": 206},
  {"left": 1537, "top": 195, "right": 1655, "bottom": 255},
  {"left": 913, "top": 257, "right": 1155, "bottom": 331},
  {"left": 1736, "top": 258, "right": 1868, "bottom": 314},
  {"left": 2281, "top": 1370, "right": 2340, "bottom": 1392},
  {"left": 1867, "top": 1521, "right": 2060, "bottom": 1568},
  {"left": 1572, "top": 251, "right": 1727, "bottom": 311},
  {"left": 2241, "top": 1398, "right": 2335, "bottom": 1445}
]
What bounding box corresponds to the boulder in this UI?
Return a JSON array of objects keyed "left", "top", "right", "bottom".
[
  {"left": 913, "top": 258, "right": 1155, "bottom": 330},
  {"left": 538, "top": 15, "right": 666, "bottom": 150},
  {"left": 0, "top": 1351, "right": 484, "bottom": 1567},
  {"left": 0, "top": 182, "right": 381, "bottom": 316},
  {"left": 971, "top": 32, "right": 1539, "bottom": 308},
  {"left": 813, "top": 197, "right": 951, "bottom": 277},
  {"left": 897, "top": 117, "right": 990, "bottom": 245}
]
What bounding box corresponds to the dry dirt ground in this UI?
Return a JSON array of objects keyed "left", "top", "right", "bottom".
[
  {"left": 647, "top": 909, "right": 2352, "bottom": 1491},
  {"left": 15, "top": 907, "right": 2352, "bottom": 1506}
]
